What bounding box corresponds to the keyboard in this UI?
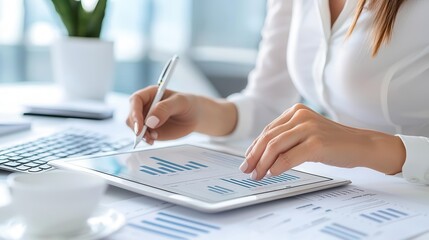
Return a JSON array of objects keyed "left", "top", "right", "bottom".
[{"left": 0, "top": 128, "right": 133, "bottom": 173}]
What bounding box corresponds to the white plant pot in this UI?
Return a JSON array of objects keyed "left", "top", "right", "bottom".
[{"left": 51, "top": 37, "right": 114, "bottom": 101}]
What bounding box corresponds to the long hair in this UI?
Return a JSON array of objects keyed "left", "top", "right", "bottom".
[{"left": 347, "top": 0, "right": 406, "bottom": 57}]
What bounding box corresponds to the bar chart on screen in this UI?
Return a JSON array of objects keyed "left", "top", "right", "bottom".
[
  {"left": 206, "top": 185, "right": 235, "bottom": 195},
  {"left": 75, "top": 145, "right": 334, "bottom": 203},
  {"left": 220, "top": 173, "right": 301, "bottom": 189},
  {"left": 139, "top": 156, "right": 209, "bottom": 176},
  {"left": 162, "top": 169, "right": 329, "bottom": 202}
]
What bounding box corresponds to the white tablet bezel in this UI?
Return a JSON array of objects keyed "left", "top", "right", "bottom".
[{"left": 50, "top": 144, "right": 351, "bottom": 213}]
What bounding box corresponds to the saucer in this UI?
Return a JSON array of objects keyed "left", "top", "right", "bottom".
[{"left": 0, "top": 206, "right": 125, "bottom": 240}]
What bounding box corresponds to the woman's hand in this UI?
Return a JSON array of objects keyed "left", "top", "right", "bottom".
[
  {"left": 126, "top": 86, "right": 238, "bottom": 144},
  {"left": 240, "top": 104, "right": 406, "bottom": 180},
  {"left": 126, "top": 86, "right": 200, "bottom": 144}
]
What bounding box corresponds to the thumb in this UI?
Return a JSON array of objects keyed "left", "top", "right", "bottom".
[{"left": 145, "top": 94, "right": 190, "bottom": 129}]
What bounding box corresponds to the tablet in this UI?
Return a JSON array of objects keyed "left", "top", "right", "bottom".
[{"left": 50, "top": 144, "right": 351, "bottom": 212}]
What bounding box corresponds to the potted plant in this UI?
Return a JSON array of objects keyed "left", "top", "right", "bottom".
[{"left": 50, "top": 0, "right": 114, "bottom": 101}]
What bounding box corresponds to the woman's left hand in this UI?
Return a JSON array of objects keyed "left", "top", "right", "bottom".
[{"left": 240, "top": 104, "right": 406, "bottom": 180}]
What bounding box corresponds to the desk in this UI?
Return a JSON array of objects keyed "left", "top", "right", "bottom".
[{"left": 1, "top": 84, "right": 428, "bottom": 239}]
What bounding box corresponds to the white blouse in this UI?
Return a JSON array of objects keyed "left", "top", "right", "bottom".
[{"left": 223, "top": 0, "right": 429, "bottom": 184}]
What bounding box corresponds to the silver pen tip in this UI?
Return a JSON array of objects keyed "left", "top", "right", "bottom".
[{"left": 133, "top": 139, "right": 138, "bottom": 149}]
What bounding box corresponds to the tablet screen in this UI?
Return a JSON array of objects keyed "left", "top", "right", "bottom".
[{"left": 69, "top": 145, "right": 332, "bottom": 203}]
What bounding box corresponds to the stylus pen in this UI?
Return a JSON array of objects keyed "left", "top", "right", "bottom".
[{"left": 133, "top": 55, "right": 179, "bottom": 149}]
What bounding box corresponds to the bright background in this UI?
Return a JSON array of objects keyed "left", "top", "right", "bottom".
[{"left": 0, "top": 0, "right": 266, "bottom": 97}]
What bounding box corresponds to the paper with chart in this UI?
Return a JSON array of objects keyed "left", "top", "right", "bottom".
[
  {"left": 69, "top": 145, "right": 331, "bottom": 202},
  {"left": 106, "top": 186, "right": 429, "bottom": 240}
]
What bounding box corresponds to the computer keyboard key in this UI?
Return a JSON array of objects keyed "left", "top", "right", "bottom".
[
  {"left": 39, "top": 165, "right": 52, "bottom": 170},
  {"left": 0, "top": 155, "right": 8, "bottom": 160},
  {"left": 38, "top": 156, "right": 58, "bottom": 162},
  {"left": 55, "top": 153, "right": 70, "bottom": 158},
  {"left": 28, "top": 167, "right": 43, "bottom": 172},
  {"left": 4, "top": 162, "right": 22, "bottom": 167},
  {"left": 0, "top": 160, "right": 10, "bottom": 165},
  {"left": 80, "top": 149, "right": 101, "bottom": 155},
  {"left": 17, "top": 159, "right": 32, "bottom": 164},
  {"left": 8, "top": 156, "right": 24, "bottom": 161},
  {"left": 31, "top": 160, "right": 45, "bottom": 164},
  {"left": 65, "top": 149, "right": 81, "bottom": 155},
  {"left": 15, "top": 150, "right": 28, "bottom": 154},
  {"left": 26, "top": 147, "right": 40, "bottom": 152},
  {"left": 24, "top": 162, "right": 41, "bottom": 168},
  {"left": 27, "top": 156, "right": 41, "bottom": 161},
  {"left": 18, "top": 153, "right": 33, "bottom": 158},
  {"left": 5, "top": 152, "right": 19, "bottom": 157},
  {"left": 16, "top": 166, "right": 31, "bottom": 171},
  {"left": 33, "top": 149, "right": 48, "bottom": 154},
  {"left": 38, "top": 152, "right": 53, "bottom": 158},
  {"left": 50, "top": 149, "right": 63, "bottom": 154}
]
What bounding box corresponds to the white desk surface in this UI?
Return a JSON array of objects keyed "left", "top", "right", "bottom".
[{"left": 1, "top": 83, "right": 428, "bottom": 239}]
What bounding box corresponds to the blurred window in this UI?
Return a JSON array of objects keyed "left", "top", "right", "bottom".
[{"left": 0, "top": 0, "right": 265, "bottom": 94}]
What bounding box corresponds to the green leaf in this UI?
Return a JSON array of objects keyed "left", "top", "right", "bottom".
[
  {"left": 86, "top": 0, "right": 107, "bottom": 38},
  {"left": 51, "top": 0, "right": 77, "bottom": 36},
  {"left": 77, "top": 3, "right": 91, "bottom": 37},
  {"left": 51, "top": 0, "right": 107, "bottom": 38}
]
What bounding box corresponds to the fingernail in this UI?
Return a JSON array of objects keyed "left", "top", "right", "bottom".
[
  {"left": 250, "top": 170, "right": 258, "bottom": 180},
  {"left": 150, "top": 131, "right": 158, "bottom": 139},
  {"left": 134, "top": 122, "right": 139, "bottom": 135},
  {"left": 146, "top": 116, "right": 159, "bottom": 128},
  {"left": 265, "top": 170, "right": 272, "bottom": 178},
  {"left": 239, "top": 161, "right": 248, "bottom": 172}
]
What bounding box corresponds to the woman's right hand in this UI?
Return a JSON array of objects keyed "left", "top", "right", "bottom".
[{"left": 126, "top": 86, "right": 201, "bottom": 144}]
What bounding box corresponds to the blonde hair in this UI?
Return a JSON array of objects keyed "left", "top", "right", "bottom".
[{"left": 347, "top": 0, "right": 406, "bottom": 57}]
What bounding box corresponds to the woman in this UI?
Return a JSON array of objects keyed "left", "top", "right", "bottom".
[{"left": 127, "top": 0, "right": 429, "bottom": 184}]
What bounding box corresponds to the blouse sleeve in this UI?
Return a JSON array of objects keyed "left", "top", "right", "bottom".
[
  {"left": 213, "top": 0, "right": 300, "bottom": 142},
  {"left": 397, "top": 135, "right": 429, "bottom": 184}
]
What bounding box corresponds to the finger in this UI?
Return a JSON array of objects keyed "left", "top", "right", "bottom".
[
  {"left": 243, "top": 113, "right": 290, "bottom": 158},
  {"left": 145, "top": 94, "right": 190, "bottom": 129},
  {"left": 148, "top": 129, "right": 158, "bottom": 140},
  {"left": 269, "top": 143, "right": 311, "bottom": 176},
  {"left": 145, "top": 137, "right": 154, "bottom": 145},
  {"left": 251, "top": 127, "right": 305, "bottom": 180},
  {"left": 128, "top": 86, "right": 159, "bottom": 135},
  {"left": 128, "top": 95, "right": 145, "bottom": 135},
  {"left": 241, "top": 138, "right": 260, "bottom": 171},
  {"left": 244, "top": 106, "right": 306, "bottom": 158},
  {"left": 244, "top": 122, "right": 273, "bottom": 157},
  {"left": 243, "top": 113, "right": 304, "bottom": 174},
  {"left": 266, "top": 103, "right": 312, "bottom": 132}
]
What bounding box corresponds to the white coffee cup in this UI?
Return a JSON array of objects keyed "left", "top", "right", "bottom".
[{"left": 7, "top": 170, "right": 107, "bottom": 237}]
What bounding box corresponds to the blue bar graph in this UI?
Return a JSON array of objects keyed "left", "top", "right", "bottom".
[
  {"left": 360, "top": 208, "right": 408, "bottom": 224},
  {"left": 320, "top": 223, "right": 368, "bottom": 240},
  {"left": 139, "top": 157, "right": 209, "bottom": 176},
  {"left": 221, "top": 173, "right": 300, "bottom": 189},
  {"left": 207, "top": 185, "right": 235, "bottom": 195},
  {"left": 188, "top": 161, "right": 208, "bottom": 168},
  {"left": 127, "top": 212, "right": 220, "bottom": 240}
]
